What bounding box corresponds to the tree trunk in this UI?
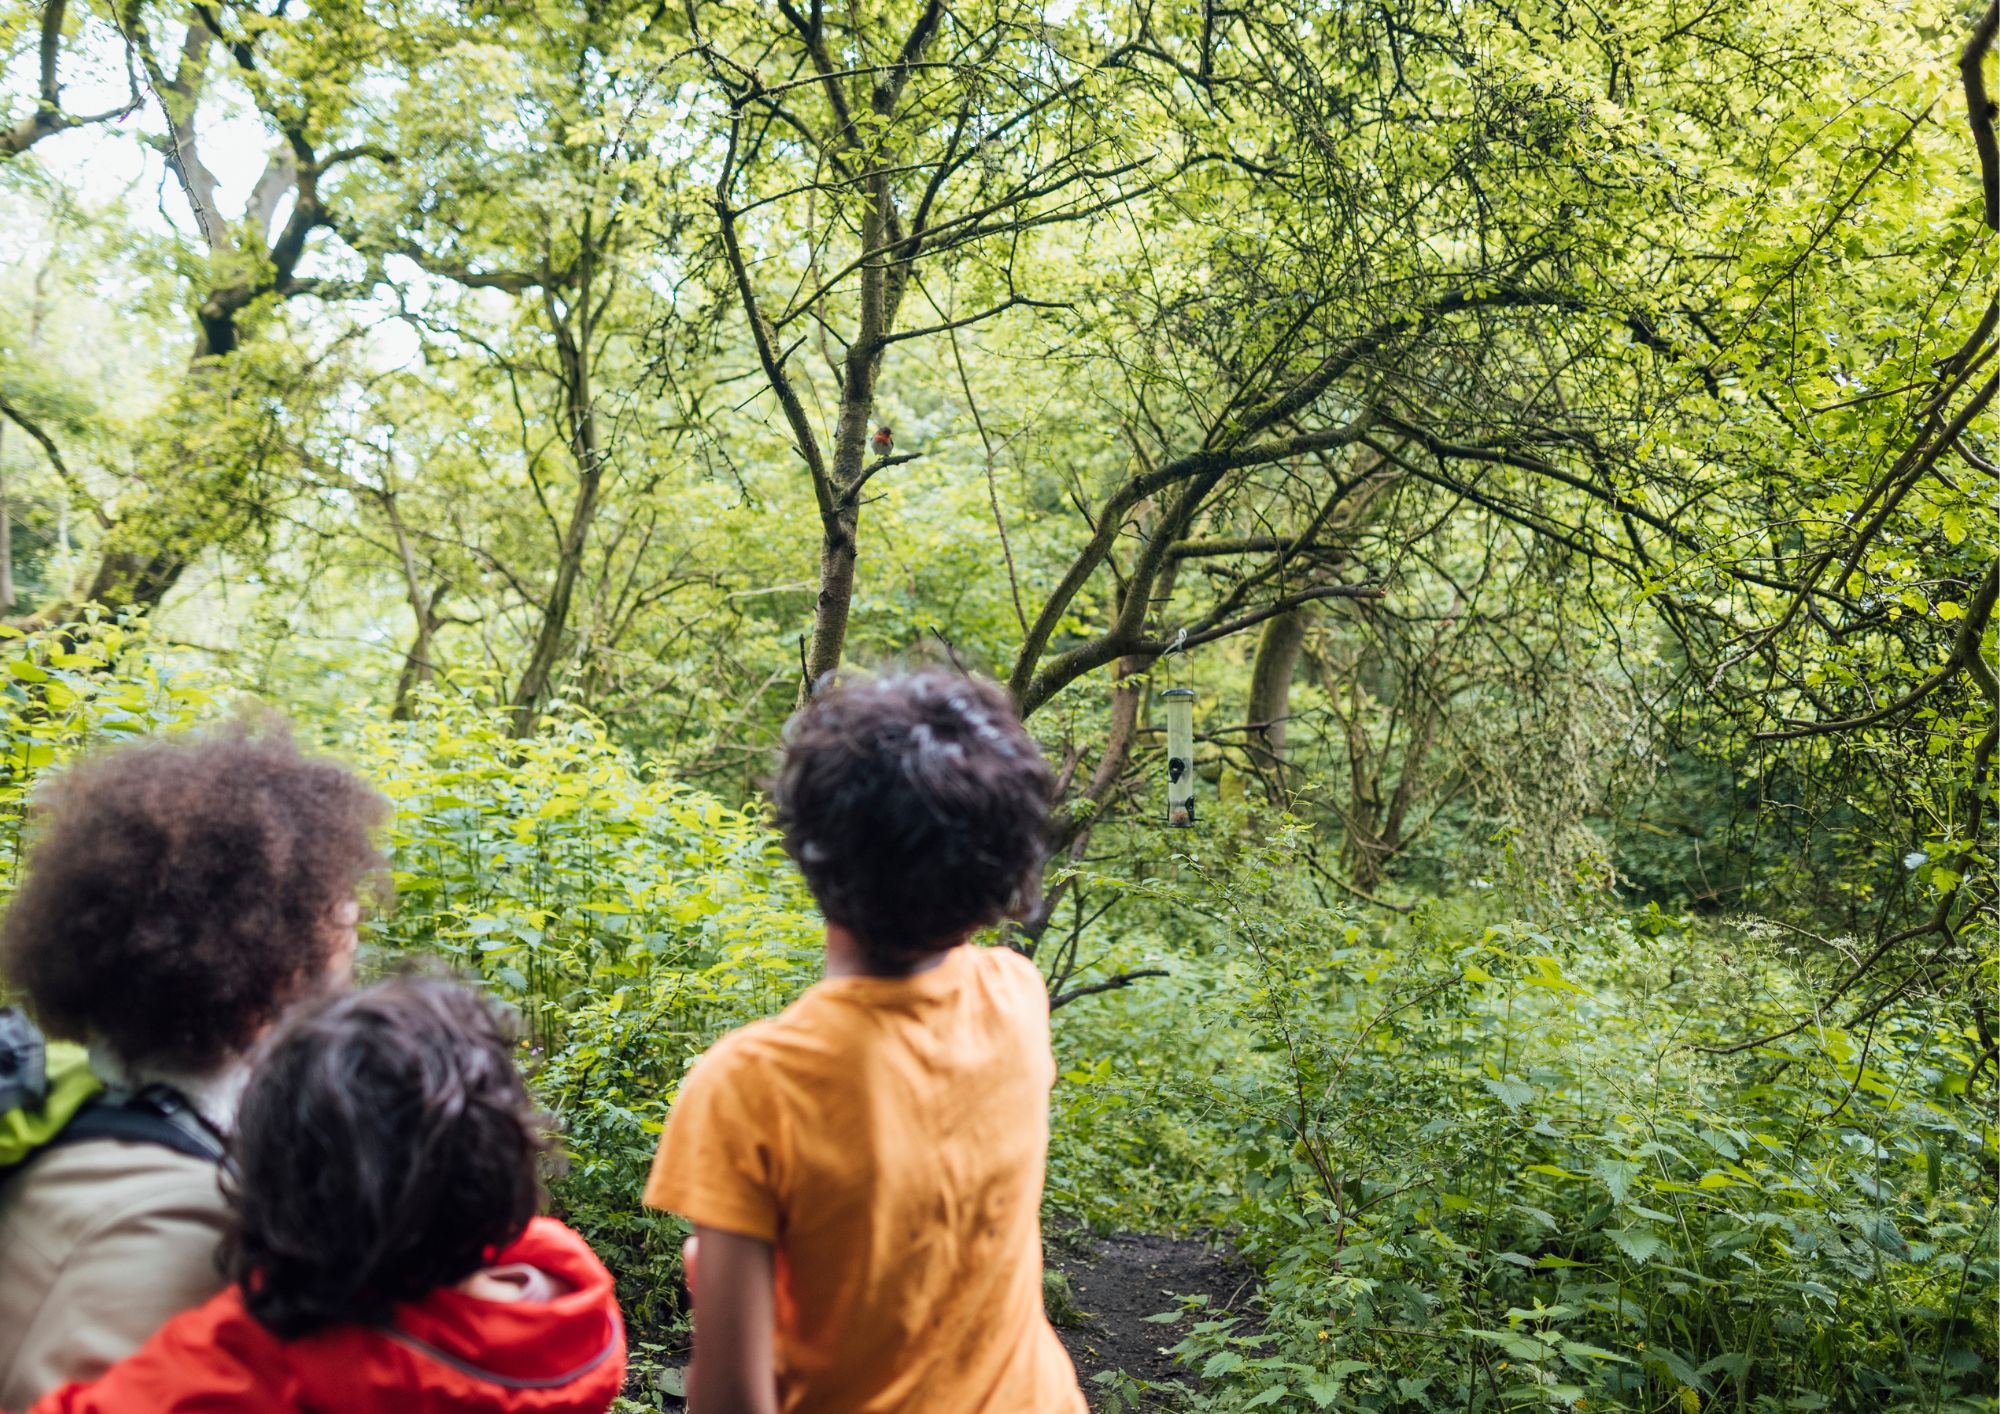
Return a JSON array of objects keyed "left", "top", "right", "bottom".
[
  {"left": 0, "top": 423, "right": 13, "bottom": 614},
  {"left": 1246, "top": 607, "right": 1307, "bottom": 794},
  {"left": 70, "top": 362, "right": 242, "bottom": 617},
  {"left": 1021, "top": 648, "right": 1152, "bottom": 960},
  {"left": 804, "top": 505, "right": 860, "bottom": 688},
  {"left": 799, "top": 167, "right": 900, "bottom": 701},
  {"left": 509, "top": 288, "right": 606, "bottom": 736},
  {"left": 392, "top": 619, "right": 435, "bottom": 720},
  {"left": 16, "top": 14, "right": 344, "bottom": 630},
  {"left": 510, "top": 476, "right": 598, "bottom": 732},
  {"left": 78, "top": 539, "right": 196, "bottom": 613},
  {"left": 1368, "top": 691, "right": 1442, "bottom": 887},
  {"left": 1022, "top": 548, "right": 1182, "bottom": 954},
  {"left": 384, "top": 489, "right": 442, "bottom": 720}
]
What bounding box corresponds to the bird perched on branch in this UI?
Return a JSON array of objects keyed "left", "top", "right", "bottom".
[{"left": 871, "top": 426, "right": 894, "bottom": 457}]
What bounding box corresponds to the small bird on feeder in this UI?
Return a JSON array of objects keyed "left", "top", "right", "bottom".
[
  {"left": 871, "top": 426, "right": 894, "bottom": 457},
  {"left": 1161, "top": 687, "right": 1196, "bottom": 828}
]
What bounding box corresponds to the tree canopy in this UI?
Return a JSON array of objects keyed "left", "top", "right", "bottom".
[
  {"left": 4, "top": 0, "right": 1989, "bottom": 1004},
  {"left": 1, "top": 1, "right": 1994, "bottom": 1405}
]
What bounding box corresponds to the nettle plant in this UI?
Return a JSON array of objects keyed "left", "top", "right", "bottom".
[
  {"left": 1059, "top": 827, "right": 1996, "bottom": 1414},
  {"left": 0, "top": 616, "right": 220, "bottom": 907},
  {"left": 350, "top": 697, "right": 824, "bottom": 1328}
]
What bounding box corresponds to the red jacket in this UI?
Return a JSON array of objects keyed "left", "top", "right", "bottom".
[{"left": 26, "top": 1218, "right": 626, "bottom": 1414}]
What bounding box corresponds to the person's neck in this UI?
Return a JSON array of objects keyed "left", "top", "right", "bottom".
[
  {"left": 88, "top": 1042, "right": 253, "bottom": 1134},
  {"left": 823, "top": 922, "right": 964, "bottom": 979}
]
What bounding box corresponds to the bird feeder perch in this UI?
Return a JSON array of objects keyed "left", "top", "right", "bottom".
[{"left": 1160, "top": 688, "right": 1195, "bottom": 828}]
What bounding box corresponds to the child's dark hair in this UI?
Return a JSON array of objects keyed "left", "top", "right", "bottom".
[
  {"left": 772, "top": 670, "right": 1053, "bottom": 970},
  {"left": 225, "top": 975, "right": 550, "bottom": 1338}
]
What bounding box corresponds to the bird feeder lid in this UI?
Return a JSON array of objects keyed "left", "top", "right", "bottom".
[{"left": 1158, "top": 687, "right": 1195, "bottom": 699}]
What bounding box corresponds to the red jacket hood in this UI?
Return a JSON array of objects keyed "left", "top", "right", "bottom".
[
  {"left": 28, "top": 1217, "right": 627, "bottom": 1414},
  {"left": 298, "top": 1216, "right": 627, "bottom": 1411}
]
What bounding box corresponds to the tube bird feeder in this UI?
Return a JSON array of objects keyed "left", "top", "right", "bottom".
[{"left": 1161, "top": 687, "right": 1196, "bottom": 827}]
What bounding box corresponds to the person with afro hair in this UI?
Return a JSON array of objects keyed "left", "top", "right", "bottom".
[{"left": 0, "top": 716, "right": 387, "bottom": 1408}]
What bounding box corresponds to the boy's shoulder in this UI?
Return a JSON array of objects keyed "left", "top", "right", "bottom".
[
  {"left": 974, "top": 942, "right": 1045, "bottom": 987},
  {"left": 685, "top": 946, "right": 1047, "bottom": 1078},
  {"left": 674, "top": 996, "right": 840, "bottom": 1093},
  {"left": 960, "top": 942, "right": 1052, "bottom": 1017},
  {"left": 681, "top": 1014, "right": 790, "bottom": 1083}
]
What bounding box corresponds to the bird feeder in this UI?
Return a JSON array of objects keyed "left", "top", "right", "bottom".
[{"left": 1160, "top": 687, "right": 1196, "bottom": 828}]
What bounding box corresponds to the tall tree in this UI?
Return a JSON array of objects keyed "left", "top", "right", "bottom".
[
  {"left": 682, "top": 0, "right": 1158, "bottom": 700},
  {"left": 4, "top": 0, "right": 387, "bottom": 624}
]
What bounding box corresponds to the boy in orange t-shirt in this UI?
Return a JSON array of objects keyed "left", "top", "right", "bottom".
[{"left": 643, "top": 671, "right": 1086, "bottom": 1414}]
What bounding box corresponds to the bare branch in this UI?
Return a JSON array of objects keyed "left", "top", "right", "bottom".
[
  {"left": 1, "top": 0, "right": 142, "bottom": 158},
  {"left": 1140, "top": 582, "right": 1386, "bottom": 656},
  {"left": 1754, "top": 560, "right": 1999, "bottom": 738},
  {"left": 840, "top": 450, "right": 921, "bottom": 505},
  {"left": 1050, "top": 968, "right": 1170, "bottom": 1010},
  {"left": 876, "top": 294, "right": 1067, "bottom": 347},
  {"left": 0, "top": 388, "right": 112, "bottom": 529}
]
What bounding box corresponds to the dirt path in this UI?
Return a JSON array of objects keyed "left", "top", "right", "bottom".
[
  {"left": 645, "top": 1229, "right": 1258, "bottom": 1410},
  {"left": 1046, "top": 1229, "right": 1260, "bottom": 1409}
]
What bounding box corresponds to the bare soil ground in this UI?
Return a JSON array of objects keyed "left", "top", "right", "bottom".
[{"left": 1046, "top": 1227, "right": 1260, "bottom": 1410}]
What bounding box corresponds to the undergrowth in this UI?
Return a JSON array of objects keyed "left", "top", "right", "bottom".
[{"left": 3, "top": 623, "right": 1991, "bottom": 1411}]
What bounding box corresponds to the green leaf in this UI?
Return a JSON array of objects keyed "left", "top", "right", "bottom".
[
  {"left": 1607, "top": 1228, "right": 1664, "bottom": 1262},
  {"left": 1594, "top": 1158, "right": 1643, "bottom": 1205},
  {"left": 1305, "top": 1378, "right": 1343, "bottom": 1408},
  {"left": 1557, "top": 1339, "right": 1633, "bottom": 1366},
  {"left": 1201, "top": 1351, "right": 1246, "bottom": 1379}
]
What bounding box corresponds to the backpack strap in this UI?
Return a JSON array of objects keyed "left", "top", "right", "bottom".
[{"left": 49, "top": 1086, "right": 227, "bottom": 1166}]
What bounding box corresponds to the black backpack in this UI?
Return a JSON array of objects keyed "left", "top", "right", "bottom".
[{"left": 0, "top": 1007, "right": 226, "bottom": 1172}]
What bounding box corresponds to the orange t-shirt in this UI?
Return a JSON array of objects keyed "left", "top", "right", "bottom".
[{"left": 643, "top": 943, "right": 1085, "bottom": 1414}]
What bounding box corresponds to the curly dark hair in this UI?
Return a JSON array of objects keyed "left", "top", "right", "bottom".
[
  {"left": 0, "top": 716, "right": 388, "bottom": 1074},
  {"left": 772, "top": 670, "right": 1053, "bottom": 971},
  {"left": 226, "top": 974, "right": 551, "bottom": 1338}
]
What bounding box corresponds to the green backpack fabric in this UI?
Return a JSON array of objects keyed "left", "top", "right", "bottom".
[
  {"left": 0, "top": 1008, "right": 105, "bottom": 1168},
  {"left": 0, "top": 1008, "right": 226, "bottom": 1169}
]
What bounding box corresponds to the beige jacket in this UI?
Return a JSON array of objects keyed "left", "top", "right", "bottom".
[{"left": 0, "top": 1137, "right": 232, "bottom": 1408}]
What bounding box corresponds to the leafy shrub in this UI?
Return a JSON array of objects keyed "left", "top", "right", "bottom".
[
  {"left": 0, "top": 616, "right": 220, "bottom": 903},
  {"left": 0, "top": 624, "right": 822, "bottom": 1372},
  {"left": 1052, "top": 823, "right": 1997, "bottom": 1412},
  {"left": 349, "top": 696, "right": 823, "bottom": 1335}
]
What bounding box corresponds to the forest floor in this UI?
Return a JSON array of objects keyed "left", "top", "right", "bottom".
[
  {"left": 645, "top": 1227, "right": 1256, "bottom": 1410},
  {"left": 1046, "top": 1226, "right": 1260, "bottom": 1409}
]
